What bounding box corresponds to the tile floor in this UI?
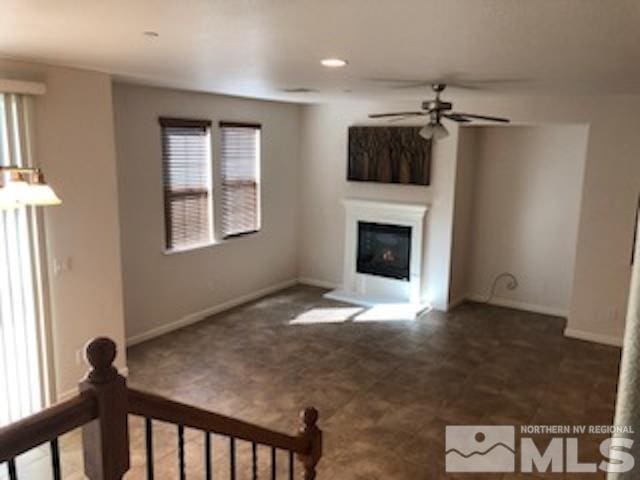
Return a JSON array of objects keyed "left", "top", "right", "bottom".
[{"left": 3, "top": 286, "right": 622, "bottom": 479}]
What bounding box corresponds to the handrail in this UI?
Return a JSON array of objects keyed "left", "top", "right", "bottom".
[
  {"left": 128, "top": 387, "right": 308, "bottom": 453},
  {"left": 0, "top": 393, "right": 97, "bottom": 463},
  {"left": 0, "top": 337, "right": 322, "bottom": 480}
]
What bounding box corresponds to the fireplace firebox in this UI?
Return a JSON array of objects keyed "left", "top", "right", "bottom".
[{"left": 357, "top": 221, "right": 411, "bottom": 281}]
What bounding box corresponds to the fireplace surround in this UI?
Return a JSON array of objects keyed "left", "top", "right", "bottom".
[{"left": 325, "top": 198, "right": 430, "bottom": 317}]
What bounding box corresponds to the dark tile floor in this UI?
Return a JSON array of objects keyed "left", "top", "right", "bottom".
[
  {"left": 123, "top": 285, "right": 621, "bottom": 479},
  {"left": 7, "top": 285, "right": 620, "bottom": 479}
]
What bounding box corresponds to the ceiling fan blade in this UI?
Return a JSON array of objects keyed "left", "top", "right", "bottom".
[
  {"left": 368, "top": 111, "right": 426, "bottom": 119},
  {"left": 389, "top": 115, "right": 421, "bottom": 123},
  {"left": 442, "top": 113, "right": 472, "bottom": 123},
  {"left": 367, "top": 78, "right": 438, "bottom": 89},
  {"left": 391, "top": 82, "right": 440, "bottom": 90},
  {"left": 378, "top": 80, "right": 471, "bottom": 91},
  {"left": 368, "top": 77, "right": 490, "bottom": 90},
  {"left": 451, "top": 112, "right": 511, "bottom": 123},
  {"left": 368, "top": 74, "right": 527, "bottom": 91}
]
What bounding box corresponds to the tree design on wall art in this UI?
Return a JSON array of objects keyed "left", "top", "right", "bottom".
[{"left": 347, "top": 126, "right": 431, "bottom": 185}]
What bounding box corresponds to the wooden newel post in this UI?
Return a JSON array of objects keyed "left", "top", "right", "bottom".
[
  {"left": 298, "top": 407, "right": 322, "bottom": 480},
  {"left": 79, "top": 337, "right": 130, "bottom": 480}
]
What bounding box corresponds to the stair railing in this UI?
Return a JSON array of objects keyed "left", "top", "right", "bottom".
[{"left": 0, "top": 337, "right": 322, "bottom": 479}]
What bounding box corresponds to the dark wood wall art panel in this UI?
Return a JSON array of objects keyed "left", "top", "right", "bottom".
[{"left": 347, "top": 126, "right": 432, "bottom": 185}]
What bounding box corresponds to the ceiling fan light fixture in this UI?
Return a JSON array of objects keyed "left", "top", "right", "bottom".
[{"left": 419, "top": 122, "right": 449, "bottom": 140}]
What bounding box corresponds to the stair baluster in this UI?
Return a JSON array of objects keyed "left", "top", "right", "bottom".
[
  {"left": 204, "top": 431, "right": 212, "bottom": 480},
  {"left": 252, "top": 441, "right": 258, "bottom": 479},
  {"left": 145, "top": 418, "right": 154, "bottom": 480},
  {"left": 7, "top": 458, "right": 17, "bottom": 480},
  {"left": 230, "top": 436, "right": 236, "bottom": 480},
  {"left": 178, "top": 424, "right": 186, "bottom": 480},
  {"left": 50, "top": 438, "right": 61, "bottom": 480},
  {"left": 271, "top": 446, "right": 276, "bottom": 480}
]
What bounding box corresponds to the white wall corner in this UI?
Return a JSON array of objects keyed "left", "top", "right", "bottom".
[
  {"left": 447, "top": 294, "right": 468, "bottom": 310},
  {"left": 564, "top": 327, "right": 623, "bottom": 348}
]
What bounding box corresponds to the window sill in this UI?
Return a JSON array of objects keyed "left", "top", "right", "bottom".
[
  {"left": 223, "top": 229, "right": 260, "bottom": 240},
  {"left": 162, "top": 230, "right": 261, "bottom": 255},
  {"left": 163, "top": 241, "right": 217, "bottom": 256}
]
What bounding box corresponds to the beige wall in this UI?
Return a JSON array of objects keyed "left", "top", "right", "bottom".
[
  {"left": 299, "top": 94, "right": 640, "bottom": 346},
  {"left": 451, "top": 125, "right": 588, "bottom": 315},
  {"left": 0, "top": 58, "right": 127, "bottom": 399},
  {"left": 112, "top": 83, "right": 302, "bottom": 343},
  {"left": 449, "top": 127, "right": 480, "bottom": 306}
]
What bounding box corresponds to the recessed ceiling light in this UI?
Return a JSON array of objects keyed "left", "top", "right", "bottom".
[
  {"left": 321, "top": 58, "right": 348, "bottom": 68},
  {"left": 143, "top": 31, "right": 159, "bottom": 38}
]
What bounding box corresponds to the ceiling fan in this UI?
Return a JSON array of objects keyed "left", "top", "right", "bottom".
[{"left": 368, "top": 83, "right": 510, "bottom": 140}]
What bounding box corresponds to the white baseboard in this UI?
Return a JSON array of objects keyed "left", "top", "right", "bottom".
[
  {"left": 57, "top": 367, "right": 129, "bottom": 403},
  {"left": 297, "top": 277, "right": 339, "bottom": 290},
  {"left": 461, "top": 294, "right": 622, "bottom": 347},
  {"left": 465, "top": 293, "right": 569, "bottom": 318},
  {"left": 564, "top": 328, "right": 623, "bottom": 348},
  {"left": 126, "top": 278, "right": 298, "bottom": 347}
]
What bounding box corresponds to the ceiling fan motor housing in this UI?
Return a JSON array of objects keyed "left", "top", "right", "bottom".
[{"left": 422, "top": 100, "right": 452, "bottom": 112}]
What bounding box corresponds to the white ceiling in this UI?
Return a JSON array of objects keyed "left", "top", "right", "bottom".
[{"left": 2, "top": 0, "right": 640, "bottom": 103}]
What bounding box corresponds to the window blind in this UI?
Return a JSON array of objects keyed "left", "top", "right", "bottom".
[
  {"left": 160, "top": 118, "right": 213, "bottom": 250},
  {"left": 220, "top": 122, "right": 261, "bottom": 238},
  {"left": 0, "top": 93, "right": 44, "bottom": 426}
]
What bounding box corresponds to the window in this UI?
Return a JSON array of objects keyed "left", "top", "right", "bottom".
[
  {"left": 160, "top": 118, "right": 213, "bottom": 251},
  {"left": 220, "top": 122, "right": 261, "bottom": 238},
  {"left": 0, "top": 93, "right": 45, "bottom": 425}
]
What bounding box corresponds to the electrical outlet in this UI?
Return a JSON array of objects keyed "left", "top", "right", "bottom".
[
  {"left": 75, "top": 349, "right": 83, "bottom": 365},
  {"left": 53, "top": 257, "right": 72, "bottom": 276}
]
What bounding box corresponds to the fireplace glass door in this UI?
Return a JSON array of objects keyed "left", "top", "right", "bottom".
[{"left": 357, "top": 221, "right": 411, "bottom": 281}]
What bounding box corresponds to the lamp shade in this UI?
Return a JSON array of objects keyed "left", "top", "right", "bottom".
[
  {"left": 0, "top": 188, "right": 19, "bottom": 209},
  {"left": 25, "top": 184, "right": 62, "bottom": 206},
  {"left": 419, "top": 122, "right": 449, "bottom": 140},
  {"left": 1, "top": 176, "right": 30, "bottom": 208},
  {"left": 0, "top": 169, "right": 62, "bottom": 209}
]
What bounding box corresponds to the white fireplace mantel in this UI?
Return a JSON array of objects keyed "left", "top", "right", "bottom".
[{"left": 324, "top": 198, "right": 430, "bottom": 317}]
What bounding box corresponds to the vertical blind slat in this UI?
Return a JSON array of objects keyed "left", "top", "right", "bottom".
[{"left": 0, "top": 93, "right": 43, "bottom": 427}]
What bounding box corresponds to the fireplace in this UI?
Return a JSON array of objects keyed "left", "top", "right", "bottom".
[
  {"left": 324, "top": 198, "right": 429, "bottom": 315},
  {"left": 357, "top": 222, "right": 411, "bottom": 281}
]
